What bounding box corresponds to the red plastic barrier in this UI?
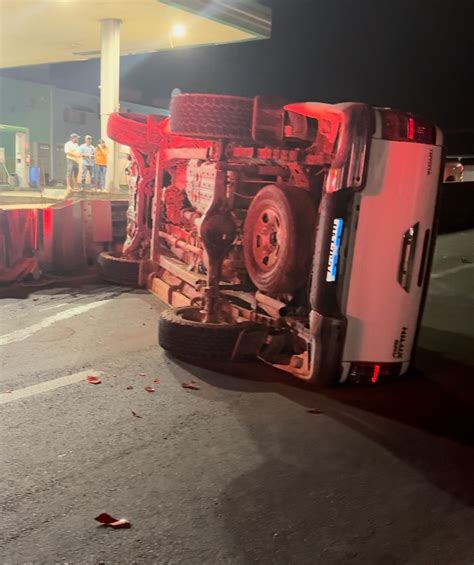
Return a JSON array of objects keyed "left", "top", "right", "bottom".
[{"left": 0, "top": 209, "right": 38, "bottom": 282}]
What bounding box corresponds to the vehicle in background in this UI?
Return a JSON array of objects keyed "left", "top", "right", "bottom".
[
  {"left": 443, "top": 159, "right": 464, "bottom": 182},
  {"left": 444, "top": 155, "right": 474, "bottom": 183}
]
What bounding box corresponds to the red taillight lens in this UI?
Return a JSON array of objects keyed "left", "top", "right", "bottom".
[
  {"left": 381, "top": 110, "right": 436, "bottom": 145},
  {"left": 348, "top": 362, "right": 402, "bottom": 384}
]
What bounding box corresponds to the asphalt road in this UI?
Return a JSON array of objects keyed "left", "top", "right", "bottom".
[{"left": 1, "top": 230, "right": 473, "bottom": 565}]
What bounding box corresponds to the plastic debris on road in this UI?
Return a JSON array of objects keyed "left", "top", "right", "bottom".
[
  {"left": 307, "top": 408, "right": 322, "bottom": 414},
  {"left": 94, "top": 513, "right": 131, "bottom": 529},
  {"left": 182, "top": 381, "right": 200, "bottom": 390},
  {"left": 87, "top": 376, "right": 102, "bottom": 385},
  {"left": 153, "top": 378, "right": 161, "bottom": 384},
  {"left": 132, "top": 411, "right": 141, "bottom": 418},
  {"left": 126, "top": 385, "right": 134, "bottom": 390},
  {"left": 144, "top": 386, "right": 155, "bottom": 393}
]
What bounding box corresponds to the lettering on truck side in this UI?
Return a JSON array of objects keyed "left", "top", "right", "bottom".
[
  {"left": 427, "top": 149, "right": 433, "bottom": 176},
  {"left": 326, "top": 218, "right": 344, "bottom": 282}
]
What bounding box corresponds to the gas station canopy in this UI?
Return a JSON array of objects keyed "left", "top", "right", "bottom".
[
  {"left": 0, "top": 0, "right": 271, "bottom": 68},
  {"left": 0, "top": 0, "right": 271, "bottom": 190}
]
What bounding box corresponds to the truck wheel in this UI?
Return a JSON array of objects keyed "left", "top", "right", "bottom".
[
  {"left": 170, "top": 94, "right": 253, "bottom": 141},
  {"left": 243, "top": 185, "right": 316, "bottom": 294},
  {"left": 107, "top": 112, "right": 165, "bottom": 147},
  {"left": 97, "top": 252, "right": 141, "bottom": 286},
  {"left": 159, "top": 307, "right": 257, "bottom": 362}
]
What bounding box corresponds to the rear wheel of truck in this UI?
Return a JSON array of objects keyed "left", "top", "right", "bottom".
[
  {"left": 243, "top": 185, "right": 316, "bottom": 294},
  {"left": 170, "top": 94, "right": 253, "bottom": 141},
  {"left": 159, "top": 307, "right": 258, "bottom": 362}
]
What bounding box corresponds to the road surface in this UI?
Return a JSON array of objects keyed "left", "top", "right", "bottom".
[{"left": 1, "top": 230, "right": 473, "bottom": 564}]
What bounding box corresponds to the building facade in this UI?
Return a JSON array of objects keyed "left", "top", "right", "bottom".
[{"left": 0, "top": 76, "right": 168, "bottom": 185}]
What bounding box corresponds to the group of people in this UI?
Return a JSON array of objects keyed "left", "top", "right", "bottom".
[{"left": 64, "top": 133, "right": 109, "bottom": 191}]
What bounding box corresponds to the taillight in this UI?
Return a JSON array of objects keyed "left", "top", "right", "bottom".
[
  {"left": 381, "top": 110, "right": 436, "bottom": 145},
  {"left": 348, "top": 362, "right": 402, "bottom": 384}
]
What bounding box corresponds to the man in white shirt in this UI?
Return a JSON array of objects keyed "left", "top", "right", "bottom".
[
  {"left": 64, "top": 133, "right": 81, "bottom": 190},
  {"left": 79, "top": 135, "right": 96, "bottom": 190}
]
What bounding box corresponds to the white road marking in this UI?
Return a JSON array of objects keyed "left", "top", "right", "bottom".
[
  {"left": 0, "top": 370, "right": 103, "bottom": 405},
  {"left": 0, "top": 300, "right": 111, "bottom": 347},
  {"left": 430, "top": 263, "right": 474, "bottom": 280},
  {"left": 37, "top": 302, "right": 68, "bottom": 312}
]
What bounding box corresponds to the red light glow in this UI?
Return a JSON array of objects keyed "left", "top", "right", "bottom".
[
  {"left": 371, "top": 364, "right": 380, "bottom": 383},
  {"left": 43, "top": 208, "right": 53, "bottom": 238},
  {"left": 407, "top": 117, "right": 415, "bottom": 140},
  {"left": 33, "top": 209, "right": 38, "bottom": 249}
]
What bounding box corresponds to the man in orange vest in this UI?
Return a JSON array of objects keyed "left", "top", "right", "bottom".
[{"left": 95, "top": 139, "right": 109, "bottom": 191}]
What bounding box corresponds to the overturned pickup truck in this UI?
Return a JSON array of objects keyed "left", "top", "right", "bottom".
[{"left": 101, "top": 94, "right": 443, "bottom": 385}]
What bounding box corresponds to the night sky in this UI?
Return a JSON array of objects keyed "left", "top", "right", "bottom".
[{"left": 4, "top": 0, "right": 474, "bottom": 131}]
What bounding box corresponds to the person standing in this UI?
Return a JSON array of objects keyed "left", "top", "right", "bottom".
[
  {"left": 79, "top": 135, "right": 96, "bottom": 190},
  {"left": 95, "top": 139, "right": 109, "bottom": 191},
  {"left": 64, "top": 133, "right": 81, "bottom": 190}
]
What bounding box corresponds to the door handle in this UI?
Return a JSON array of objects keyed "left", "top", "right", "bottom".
[{"left": 398, "top": 222, "right": 419, "bottom": 292}]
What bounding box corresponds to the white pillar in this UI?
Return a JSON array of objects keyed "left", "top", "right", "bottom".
[{"left": 100, "top": 18, "right": 121, "bottom": 192}]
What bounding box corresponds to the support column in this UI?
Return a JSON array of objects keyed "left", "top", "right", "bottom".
[{"left": 100, "top": 18, "right": 121, "bottom": 192}]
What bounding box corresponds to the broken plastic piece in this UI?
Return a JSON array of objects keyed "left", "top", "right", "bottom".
[
  {"left": 94, "top": 513, "right": 131, "bottom": 529},
  {"left": 307, "top": 408, "right": 322, "bottom": 414},
  {"left": 139, "top": 372, "right": 147, "bottom": 376},
  {"left": 87, "top": 376, "right": 102, "bottom": 385},
  {"left": 132, "top": 411, "right": 141, "bottom": 418},
  {"left": 153, "top": 378, "right": 161, "bottom": 384},
  {"left": 182, "top": 382, "right": 200, "bottom": 390},
  {"left": 144, "top": 386, "right": 155, "bottom": 393}
]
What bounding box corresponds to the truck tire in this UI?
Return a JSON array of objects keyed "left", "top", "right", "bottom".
[
  {"left": 243, "top": 185, "right": 316, "bottom": 294},
  {"left": 159, "top": 307, "right": 257, "bottom": 362},
  {"left": 97, "top": 251, "right": 141, "bottom": 286},
  {"left": 170, "top": 94, "right": 253, "bottom": 141},
  {"left": 107, "top": 112, "right": 165, "bottom": 147}
]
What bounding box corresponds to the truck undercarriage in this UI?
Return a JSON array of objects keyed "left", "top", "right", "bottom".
[{"left": 99, "top": 94, "right": 373, "bottom": 383}]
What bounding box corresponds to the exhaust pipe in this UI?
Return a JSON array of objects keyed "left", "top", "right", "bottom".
[{"left": 255, "top": 291, "right": 288, "bottom": 318}]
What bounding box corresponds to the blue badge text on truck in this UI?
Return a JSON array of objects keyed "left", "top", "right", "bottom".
[{"left": 326, "top": 218, "right": 344, "bottom": 282}]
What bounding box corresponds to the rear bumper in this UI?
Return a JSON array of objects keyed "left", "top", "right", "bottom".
[{"left": 307, "top": 310, "right": 347, "bottom": 385}]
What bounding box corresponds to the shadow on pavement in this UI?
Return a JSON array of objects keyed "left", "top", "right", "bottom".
[{"left": 166, "top": 328, "right": 474, "bottom": 509}]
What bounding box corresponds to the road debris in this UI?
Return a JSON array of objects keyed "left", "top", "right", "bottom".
[
  {"left": 86, "top": 376, "right": 102, "bottom": 385},
  {"left": 307, "top": 408, "right": 323, "bottom": 414},
  {"left": 94, "top": 513, "right": 131, "bottom": 529},
  {"left": 126, "top": 385, "right": 134, "bottom": 390},
  {"left": 144, "top": 386, "right": 155, "bottom": 393},
  {"left": 182, "top": 381, "right": 200, "bottom": 390},
  {"left": 132, "top": 411, "right": 141, "bottom": 418},
  {"left": 139, "top": 372, "right": 147, "bottom": 376},
  {"left": 153, "top": 378, "right": 161, "bottom": 384}
]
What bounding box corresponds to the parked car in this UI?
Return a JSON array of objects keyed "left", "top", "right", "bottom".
[
  {"left": 443, "top": 159, "right": 464, "bottom": 182},
  {"left": 444, "top": 155, "right": 474, "bottom": 183}
]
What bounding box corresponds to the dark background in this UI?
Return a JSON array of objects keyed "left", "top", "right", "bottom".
[{"left": 2, "top": 0, "right": 474, "bottom": 134}]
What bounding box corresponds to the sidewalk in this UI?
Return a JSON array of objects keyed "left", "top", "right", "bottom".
[{"left": 0, "top": 185, "right": 129, "bottom": 209}]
